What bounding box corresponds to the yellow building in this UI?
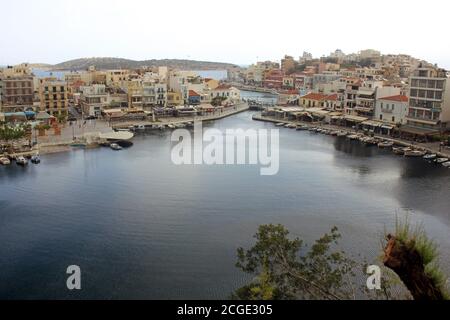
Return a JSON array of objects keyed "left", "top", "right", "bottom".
[
  {"left": 167, "top": 91, "right": 182, "bottom": 107},
  {"left": 126, "top": 80, "right": 143, "bottom": 110},
  {"left": 204, "top": 78, "right": 219, "bottom": 90},
  {"left": 39, "top": 79, "right": 69, "bottom": 117}
]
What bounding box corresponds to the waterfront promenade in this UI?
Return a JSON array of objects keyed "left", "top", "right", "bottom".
[
  {"left": 253, "top": 114, "right": 450, "bottom": 158},
  {"left": 31, "top": 103, "right": 249, "bottom": 154}
]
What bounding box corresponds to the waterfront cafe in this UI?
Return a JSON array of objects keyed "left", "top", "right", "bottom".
[
  {"left": 397, "top": 125, "right": 440, "bottom": 141},
  {"left": 361, "top": 119, "right": 385, "bottom": 134},
  {"left": 174, "top": 105, "right": 198, "bottom": 117}
]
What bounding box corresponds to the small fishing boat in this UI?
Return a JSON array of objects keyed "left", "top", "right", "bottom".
[
  {"left": 442, "top": 161, "right": 450, "bottom": 167},
  {"left": 296, "top": 125, "right": 308, "bottom": 131},
  {"left": 392, "top": 147, "right": 408, "bottom": 155},
  {"left": 31, "top": 155, "right": 41, "bottom": 164},
  {"left": 347, "top": 134, "right": 359, "bottom": 140},
  {"left": 337, "top": 131, "right": 347, "bottom": 137},
  {"left": 0, "top": 156, "right": 11, "bottom": 165},
  {"left": 275, "top": 123, "right": 285, "bottom": 127},
  {"left": 378, "top": 141, "right": 394, "bottom": 148},
  {"left": 16, "top": 156, "right": 28, "bottom": 166},
  {"left": 110, "top": 143, "right": 123, "bottom": 151},
  {"left": 435, "top": 158, "right": 449, "bottom": 164},
  {"left": 167, "top": 124, "right": 176, "bottom": 129},
  {"left": 423, "top": 153, "right": 437, "bottom": 160},
  {"left": 404, "top": 149, "right": 426, "bottom": 157},
  {"left": 330, "top": 131, "right": 339, "bottom": 136},
  {"left": 116, "top": 140, "right": 133, "bottom": 148},
  {"left": 308, "top": 127, "right": 317, "bottom": 132}
]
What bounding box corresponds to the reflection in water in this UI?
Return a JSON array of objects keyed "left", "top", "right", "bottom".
[{"left": 0, "top": 111, "right": 449, "bottom": 299}]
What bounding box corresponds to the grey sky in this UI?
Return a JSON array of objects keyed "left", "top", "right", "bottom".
[{"left": 1, "top": 0, "right": 449, "bottom": 69}]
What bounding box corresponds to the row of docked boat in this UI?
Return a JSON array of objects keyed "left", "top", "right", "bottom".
[
  {"left": 272, "top": 121, "right": 450, "bottom": 168},
  {"left": 127, "top": 122, "right": 194, "bottom": 132},
  {"left": 0, "top": 154, "right": 41, "bottom": 166}
]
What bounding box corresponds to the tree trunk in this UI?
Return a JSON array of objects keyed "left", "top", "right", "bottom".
[{"left": 383, "top": 234, "right": 444, "bottom": 300}]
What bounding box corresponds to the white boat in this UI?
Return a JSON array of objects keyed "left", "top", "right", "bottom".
[
  {"left": 0, "top": 157, "right": 11, "bottom": 165},
  {"left": 110, "top": 143, "right": 123, "bottom": 151},
  {"left": 31, "top": 155, "right": 41, "bottom": 164},
  {"left": 337, "top": 131, "right": 347, "bottom": 137},
  {"left": 393, "top": 147, "right": 409, "bottom": 155},
  {"left": 275, "top": 123, "right": 285, "bottom": 127},
  {"left": 16, "top": 156, "right": 28, "bottom": 166},
  {"left": 423, "top": 154, "right": 437, "bottom": 160},
  {"left": 404, "top": 149, "right": 426, "bottom": 157},
  {"left": 378, "top": 141, "right": 394, "bottom": 148},
  {"left": 137, "top": 125, "right": 146, "bottom": 130},
  {"left": 288, "top": 124, "right": 297, "bottom": 129},
  {"left": 347, "top": 134, "right": 359, "bottom": 140},
  {"left": 435, "top": 158, "right": 449, "bottom": 164},
  {"left": 167, "top": 124, "right": 176, "bottom": 129},
  {"left": 296, "top": 125, "right": 308, "bottom": 131},
  {"left": 442, "top": 161, "right": 450, "bottom": 167}
]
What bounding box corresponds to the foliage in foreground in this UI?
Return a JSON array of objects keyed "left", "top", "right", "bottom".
[
  {"left": 383, "top": 217, "right": 449, "bottom": 300},
  {"left": 0, "top": 123, "right": 27, "bottom": 141},
  {"left": 233, "top": 224, "right": 393, "bottom": 300}
]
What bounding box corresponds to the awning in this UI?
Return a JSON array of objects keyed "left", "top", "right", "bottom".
[
  {"left": 381, "top": 124, "right": 395, "bottom": 130},
  {"left": 399, "top": 126, "right": 439, "bottom": 136},
  {"left": 343, "top": 115, "right": 368, "bottom": 123},
  {"left": 361, "top": 120, "right": 383, "bottom": 127}
]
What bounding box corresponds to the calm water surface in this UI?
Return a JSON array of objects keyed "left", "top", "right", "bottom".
[{"left": 1, "top": 111, "right": 449, "bottom": 299}]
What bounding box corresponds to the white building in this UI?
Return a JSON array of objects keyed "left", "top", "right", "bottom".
[
  {"left": 375, "top": 95, "right": 409, "bottom": 125},
  {"left": 80, "top": 84, "right": 109, "bottom": 117}
]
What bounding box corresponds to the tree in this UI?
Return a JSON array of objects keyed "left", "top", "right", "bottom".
[
  {"left": 211, "top": 96, "right": 227, "bottom": 107},
  {"left": 234, "top": 221, "right": 449, "bottom": 300},
  {"left": 234, "top": 224, "right": 365, "bottom": 300},
  {"left": 0, "top": 123, "right": 26, "bottom": 142}
]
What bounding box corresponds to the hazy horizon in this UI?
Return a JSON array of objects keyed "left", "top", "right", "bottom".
[{"left": 1, "top": 0, "right": 450, "bottom": 69}]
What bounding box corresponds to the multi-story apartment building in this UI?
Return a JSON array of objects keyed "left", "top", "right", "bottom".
[
  {"left": 106, "top": 70, "right": 129, "bottom": 87},
  {"left": 80, "top": 84, "right": 109, "bottom": 117},
  {"left": 1, "top": 76, "right": 35, "bottom": 112},
  {"left": 406, "top": 66, "right": 450, "bottom": 131},
  {"left": 344, "top": 79, "right": 400, "bottom": 117},
  {"left": 39, "top": 79, "right": 68, "bottom": 117}
]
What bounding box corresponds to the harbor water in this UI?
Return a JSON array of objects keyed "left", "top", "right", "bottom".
[{"left": 1, "top": 111, "right": 450, "bottom": 299}]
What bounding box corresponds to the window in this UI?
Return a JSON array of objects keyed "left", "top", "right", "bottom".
[
  {"left": 379, "top": 114, "right": 383, "bottom": 120},
  {"left": 392, "top": 116, "right": 395, "bottom": 122}
]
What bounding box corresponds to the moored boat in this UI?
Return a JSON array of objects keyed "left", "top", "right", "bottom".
[
  {"left": 110, "top": 143, "right": 123, "bottom": 151},
  {"left": 392, "top": 147, "right": 408, "bottom": 155},
  {"left": 275, "top": 122, "right": 285, "bottom": 127},
  {"left": 0, "top": 156, "right": 11, "bottom": 165},
  {"left": 337, "top": 131, "right": 347, "bottom": 137},
  {"left": 423, "top": 153, "right": 437, "bottom": 160},
  {"left": 404, "top": 149, "right": 426, "bottom": 157},
  {"left": 378, "top": 141, "right": 394, "bottom": 148},
  {"left": 435, "top": 157, "right": 449, "bottom": 164},
  {"left": 16, "top": 156, "right": 28, "bottom": 166},
  {"left": 296, "top": 125, "right": 308, "bottom": 131},
  {"left": 442, "top": 161, "right": 450, "bottom": 167},
  {"left": 31, "top": 155, "right": 41, "bottom": 164}
]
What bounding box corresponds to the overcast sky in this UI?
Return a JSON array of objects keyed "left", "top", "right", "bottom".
[{"left": 1, "top": 0, "right": 449, "bottom": 68}]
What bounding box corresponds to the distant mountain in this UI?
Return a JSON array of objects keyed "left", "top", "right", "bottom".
[{"left": 51, "top": 57, "right": 239, "bottom": 71}]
